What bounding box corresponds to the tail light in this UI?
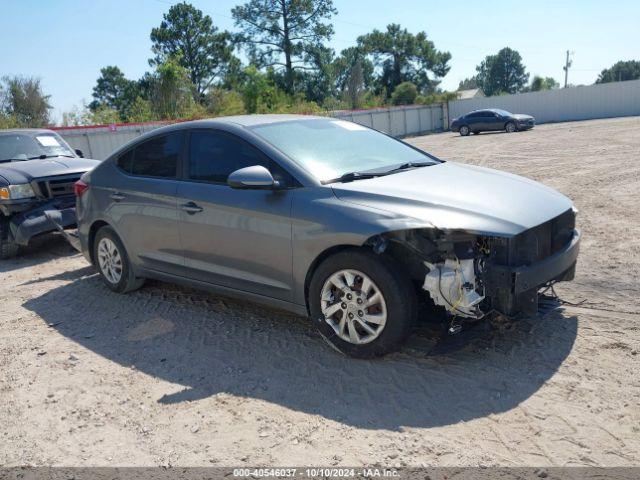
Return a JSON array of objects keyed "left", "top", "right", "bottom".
[{"left": 74, "top": 179, "right": 89, "bottom": 197}]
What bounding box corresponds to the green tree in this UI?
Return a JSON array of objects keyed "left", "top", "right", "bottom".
[
  {"left": 390, "top": 81, "right": 418, "bottom": 105},
  {"left": 204, "top": 88, "right": 246, "bottom": 116},
  {"left": 475, "top": 47, "right": 529, "bottom": 96},
  {"left": 89, "top": 106, "right": 120, "bottom": 125},
  {"left": 1, "top": 76, "right": 51, "bottom": 127},
  {"left": 149, "top": 57, "right": 203, "bottom": 120},
  {"left": 240, "top": 66, "right": 277, "bottom": 113},
  {"left": 333, "top": 47, "right": 374, "bottom": 107},
  {"left": 150, "top": 2, "right": 235, "bottom": 98},
  {"left": 232, "top": 0, "right": 337, "bottom": 94},
  {"left": 596, "top": 60, "right": 640, "bottom": 83},
  {"left": 358, "top": 24, "right": 451, "bottom": 96},
  {"left": 89, "top": 66, "right": 141, "bottom": 121},
  {"left": 528, "top": 75, "right": 559, "bottom": 91},
  {"left": 457, "top": 77, "right": 478, "bottom": 90},
  {"left": 299, "top": 45, "right": 336, "bottom": 104},
  {"left": 342, "top": 60, "right": 366, "bottom": 109},
  {"left": 127, "top": 97, "right": 154, "bottom": 123},
  {"left": 61, "top": 104, "right": 92, "bottom": 126}
]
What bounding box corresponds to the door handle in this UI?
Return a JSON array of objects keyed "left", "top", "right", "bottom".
[
  {"left": 110, "top": 192, "right": 126, "bottom": 202},
  {"left": 181, "top": 202, "right": 203, "bottom": 214}
]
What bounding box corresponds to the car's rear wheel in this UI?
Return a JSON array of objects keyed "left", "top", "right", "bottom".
[
  {"left": 0, "top": 217, "right": 19, "bottom": 259},
  {"left": 505, "top": 121, "right": 517, "bottom": 133},
  {"left": 459, "top": 125, "right": 470, "bottom": 136},
  {"left": 93, "top": 226, "right": 144, "bottom": 293},
  {"left": 309, "top": 249, "right": 417, "bottom": 358}
]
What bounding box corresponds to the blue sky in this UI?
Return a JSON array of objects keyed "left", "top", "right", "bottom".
[{"left": 1, "top": 0, "right": 638, "bottom": 122}]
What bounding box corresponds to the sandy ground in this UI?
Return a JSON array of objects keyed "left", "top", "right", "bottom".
[{"left": 1, "top": 116, "right": 639, "bottom": 467}]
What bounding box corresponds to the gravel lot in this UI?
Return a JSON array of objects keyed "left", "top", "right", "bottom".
[{"left": 1, "top": 116, "right": 639, "bottom": 467}]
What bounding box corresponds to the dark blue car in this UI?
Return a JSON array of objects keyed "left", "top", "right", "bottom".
[{"left": 451, "top": 109, "right": 535, "bottom": 136}]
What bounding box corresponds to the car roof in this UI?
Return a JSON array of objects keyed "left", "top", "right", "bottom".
[
  {"left": 169, "top": 114, "right": 327, "bottom": 129},
  {"left": 0, "top": 128, "right": 57, "bottom": 136},
  {"left": 468, "top": 108, "right": 510, "bottom": 113}
]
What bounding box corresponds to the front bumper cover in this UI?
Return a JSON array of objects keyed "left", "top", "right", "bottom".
[
  {"left": 8, "top": 199, "right": 77, "bottom": 246},
  {"left": 485, "top": 229, "right": 581, "bottom": 316}
]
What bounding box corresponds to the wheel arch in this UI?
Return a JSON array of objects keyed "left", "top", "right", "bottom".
[
  {"left": 87, "top": 220, "right": 111, "bottom": 265},
  {"left": 303, "top": 244, "right": 365, "bottom": 315},
  {"left": 302, "top": 227, "right": 436, "bottom": 315}
]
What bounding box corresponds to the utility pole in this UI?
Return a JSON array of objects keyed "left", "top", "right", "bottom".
[{"left": 563, "top": 50, "right": 573, "bottom": 88}]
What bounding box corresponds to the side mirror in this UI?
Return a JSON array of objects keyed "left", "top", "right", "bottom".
[
  {"left": 75, "top": 149, "right": 84, "bottom": 158},
  {"left": 227, "top": 165, "right": 279, "bottom": 189}
]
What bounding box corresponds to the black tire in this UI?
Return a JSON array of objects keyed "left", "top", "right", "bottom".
[
  {"left": 0, "top": 217, "right": 19, "bottom": 259},
  {"left": 505, "top": 121, "right": 517, "bottom": 133},
  {"left": 309, "top": 249, "right": 417, "bottom": 358},
  {"left": 459, "top": 125, "right": 470, "bottom": 136},
  {"left": 93, "top": 226, "right": 144, "bottom": 293}
]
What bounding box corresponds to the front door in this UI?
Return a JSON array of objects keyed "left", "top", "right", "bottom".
[{"left": 176, "top": 129, "right": 295, "bottom": 301}]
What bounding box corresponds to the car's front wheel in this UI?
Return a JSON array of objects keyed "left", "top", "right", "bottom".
[
  {"left": 459, "top": 125, "right": 470, "bottom": 136},
  {"left": 309, "top": 250, "right": 417, "bottom": 358},
  {"left": 93, "top": 226, "right": 144, "bottom": 293},
  {"left": 505, "top": 121, "right": 517, "bottom": 133}
]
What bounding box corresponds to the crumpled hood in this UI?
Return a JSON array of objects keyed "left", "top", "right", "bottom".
[
  {"left": 0, "top": 157, "right": 100, "bottom": 184},
  {"left": 331, "top": 162, "right": 572, "bottom": 236}
]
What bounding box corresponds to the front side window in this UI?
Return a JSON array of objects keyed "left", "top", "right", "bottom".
[
  {"left": 188, "top": 130, "right": 292, "bottom": 185},
  {"left": 119, "top": 133, "right": 183, "bottom": 178},
  {"left": 250, "top": 119, "right": 437, "bottom": 183}
]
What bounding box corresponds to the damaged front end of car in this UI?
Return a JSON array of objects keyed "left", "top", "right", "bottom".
[{"left": 368, "top": 207, "right": 580, "bottom": 325}]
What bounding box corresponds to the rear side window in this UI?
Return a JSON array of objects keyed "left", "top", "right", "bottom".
[
  {"left": 116, "top": 133, "right": 183, "bottom": 178},
  {"left": 116, "top": 149, "right": 134, "bottom": 172},
  {"left": 188, "top": 130, "right": 293, "bottom": 185}
]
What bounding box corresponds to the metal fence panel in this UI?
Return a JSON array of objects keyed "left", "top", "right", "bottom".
[
  {"left": 54, "top": 105, "right": 445, "bottom": 160},
  {"left": 448, "top": 78, "right": 640, "bottom": 126}
]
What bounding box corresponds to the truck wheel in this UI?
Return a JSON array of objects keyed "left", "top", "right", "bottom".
[
  {"left": 309, "top": 249, "right": 417, "bottom": 358},
  {"left": 93, "top": 226, "right": 144, "bottom": 293},
  {"left": 0, "top": 218, "right": 19, "bottom": 259}
]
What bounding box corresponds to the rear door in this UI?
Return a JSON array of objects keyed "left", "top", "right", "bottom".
[
  {"left": 107, "top": 132, "right": 185, "bottom": 275},
  {"left": 473, "top": 111, "right": 492, "bottom": 130},
  {"left": 175, "top": 129, "right": 295, "bottom": 301}
]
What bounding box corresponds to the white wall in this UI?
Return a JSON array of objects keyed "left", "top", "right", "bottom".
[
  {"left": 54, "top": 105, "right": 445, "bottom": 160},
  {"left": 448, "top": 79, "right": 640, "bottom": 125}
]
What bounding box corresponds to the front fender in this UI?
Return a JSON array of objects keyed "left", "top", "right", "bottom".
[{"left": 291, "top": 188, "right": 436, "bottom": 306}]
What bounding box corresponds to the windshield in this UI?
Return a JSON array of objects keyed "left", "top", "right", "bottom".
[
  {"left": 0, "top": 133, "right": 75, "bottom": 162},
  {"left": 250, "top": 119, "right": 438, "bottom": 182},
  {"left": 492, "top": 109, "right": 513, "bottom": 117}
]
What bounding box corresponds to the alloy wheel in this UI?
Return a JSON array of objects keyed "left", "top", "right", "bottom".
[
  {"left": 320, "top": 269, "right": 387, "bottom": 345},
  {"left": 97, "top": 237, "right": 123, "bottom": 284}
]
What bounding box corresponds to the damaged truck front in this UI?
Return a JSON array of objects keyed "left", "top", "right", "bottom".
[{"left": 0, "top": 129, "right": 99, "bottom": 258}]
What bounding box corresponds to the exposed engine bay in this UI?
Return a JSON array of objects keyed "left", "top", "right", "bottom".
[
  {"left": 367, "top": 207, "right": 579, "bottom": 322},
  {"left": 423, "top": 258, "right": 485, "bottom": 319}
]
